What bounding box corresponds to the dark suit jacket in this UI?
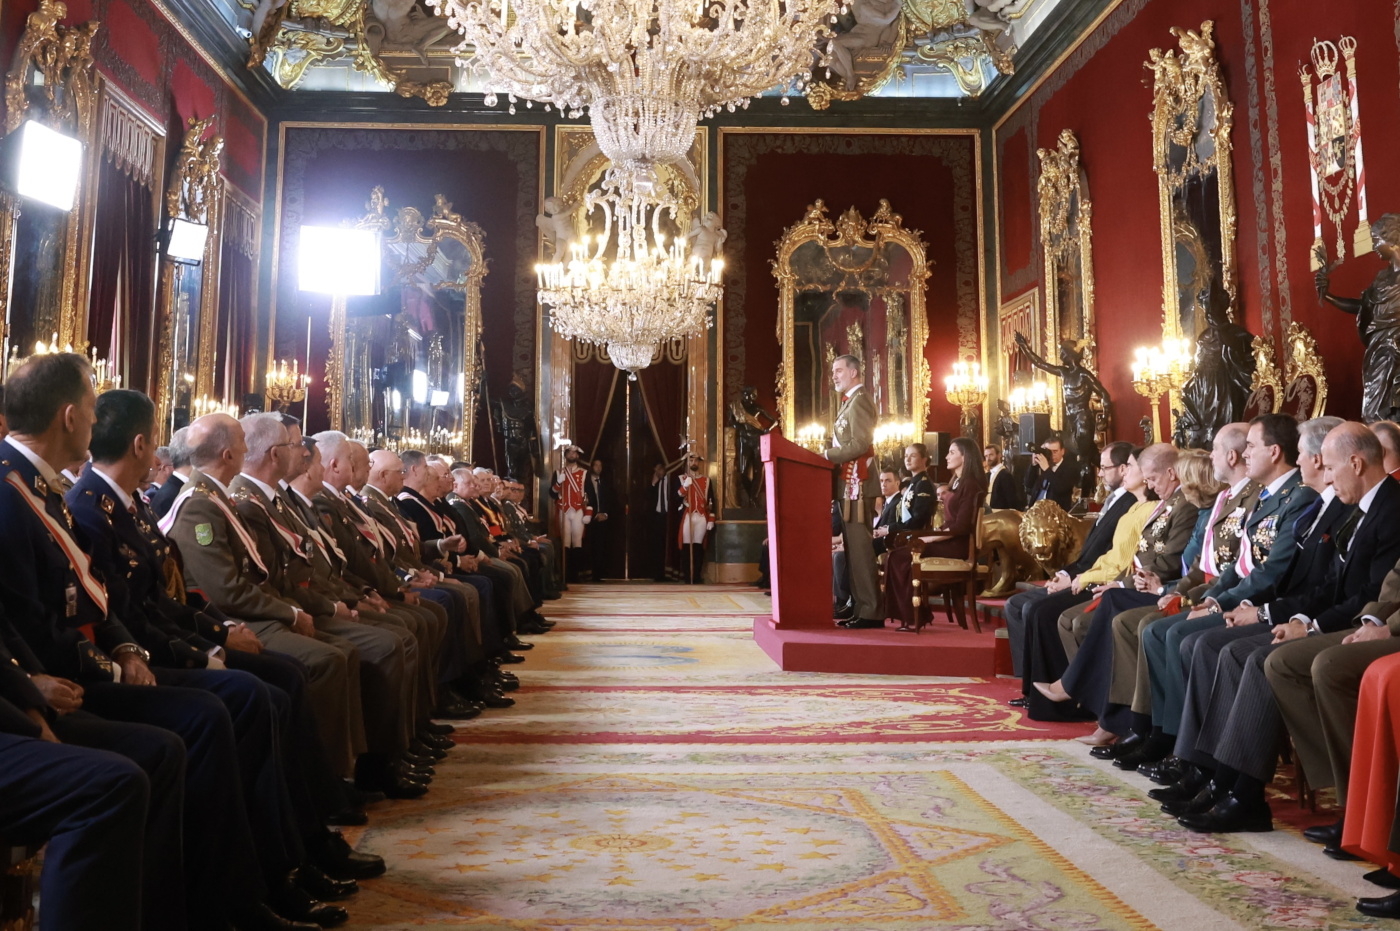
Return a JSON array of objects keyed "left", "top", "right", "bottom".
[
  {"left": 148, "top": 473, "right": 186, "bottom": 519},
  {"left": 1204, "top": 471, "right": 1318, "bottom": 611},
  {"left": 988, "top": 466, "right": 1022, "bottom": 510},
  {"left": 0, "top": 439, "right": 138, "bottom": 681},
  {"left": 1267, "top": 494, "right": 1351, "bottom": 619},
  {"left": 1292, "top": 477, "right": 1400, "bottom": 633},
  {"left": 1024, "top": 453, "right": 1079, "bottom": 511},
  {"left": 1062, "top": 488, "right": 1137, "bottom": 577},
  {"left": 584, "top": 471, "right": 615, "bottom": 519}
]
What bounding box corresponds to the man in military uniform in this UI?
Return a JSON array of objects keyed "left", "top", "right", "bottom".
[
  {"left": 0, "top": 355, "right": 316, "bottom": 931},
  {"left": 447, "top": 466, "right": 548, "bottom": 634},
  {"left": 824, "top": 354, "right": 881, "bottom": 625}
]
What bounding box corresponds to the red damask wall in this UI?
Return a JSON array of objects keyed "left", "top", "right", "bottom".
[
  {"left": 721, "top": 131, "right": 982, "bottom": 439},
  {"left": 997, "top": 0, "right": 1400, "bottom": 432},
  {"left": 1, "top": 0, "right": 266, "bottom": 198}
]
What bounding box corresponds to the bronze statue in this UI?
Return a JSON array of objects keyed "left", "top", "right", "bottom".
[
  {"left": 1173, "top": 280, "right": 1256, "bottom": 449},
  {"left": 1013, "top": 331, "right": 1111, "bottom": 490},
  {"left": 493, "top": 376, "right": 540, "bottom": 482},
  {"left": 728, "top": 385, "right": 774, "bottom": 508},
  {"left": 994, "top": 397, "right": 1019, "bottom": 457},
  {"left": 1317, "top": 213, "right": 1400, "bottom": 422}
]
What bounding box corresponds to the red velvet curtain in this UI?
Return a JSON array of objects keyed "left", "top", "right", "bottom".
[
  {"left": 571, "top": 356, "right": 620, "bottom": 460},
  {"left": 636, "top": 354, "right": 688, "bottom": 467},
  {"left": 215, "top": 235, "right": 255, "bottom": 405},
  {"left": 86, "top": 158, "right": 157, "bottom": 395}
]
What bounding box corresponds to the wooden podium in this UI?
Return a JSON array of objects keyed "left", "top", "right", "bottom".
[{"left": 762, "top": 431, "right": 835, "bottom": 629}]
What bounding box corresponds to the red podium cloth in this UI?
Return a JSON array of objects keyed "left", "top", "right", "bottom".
[{"left": 1342, "top": 652, "right": 1400, "bottom": 871}]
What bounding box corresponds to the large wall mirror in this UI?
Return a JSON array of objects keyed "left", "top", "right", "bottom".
[
  {"left": 774, "top": 200, "right": 931, "bottom": 435},
  {"left": 1, "top": 0, "right": 100, "bottom": 367},
  {"left": 155, "top": 117, "right": 224, "bottom": 436},
  {"left": 1146, "top": 20, "right": 1239, "bottom": 341},
  {"left": 329, "top": 187, "right": 487, "bottom": 454}
]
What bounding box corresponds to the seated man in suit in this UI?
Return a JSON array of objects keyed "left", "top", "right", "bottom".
[
  {"left": 985, "top": 444, "right": 1023, "bottom": 511},
  {"left": 148, "top": 425, "right": 190, "bottom": 519},
  {"left": 1023, "top": 432, "right": 1078, "bottom": 511},
  {"left": 1005, "top": 441, "right": 1136, "bottom": 688}
]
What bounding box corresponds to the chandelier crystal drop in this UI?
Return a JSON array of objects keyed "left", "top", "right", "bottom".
[
  {"left": 535, "top": 167, "right": 723, "bottom": 373},
  {"left": 430, "top": 0, "right": 844, "bottom": 170}
]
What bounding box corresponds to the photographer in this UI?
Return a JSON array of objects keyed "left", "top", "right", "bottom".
[{"left": 1024, "top": 432, "right": 1079, "bottom": 511}]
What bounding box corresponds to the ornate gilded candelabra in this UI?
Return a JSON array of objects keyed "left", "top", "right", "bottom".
[
  {"left": 88, "top": 347, "right": 120, "bottom": 393},
  {"left": 944, "top": 359, "right": 989, "bottom": 440},
  {"left": 265, "top": 358, "right": 311, "bottom": 410},
  {"left": 1007, "top": 381, "right": 1052, "bottom": 416},
  {"left": 795, "top": 423, "right": 828, "bottom": 454},
  {"left": 1131, "top": 338, "right": 1193, "bottom": 444},
  {"left": 873, "top": 420, "right": 917, "bottom": 468},
  {"left": 190, "top": 395, "right": 239, "bottom": 419}
]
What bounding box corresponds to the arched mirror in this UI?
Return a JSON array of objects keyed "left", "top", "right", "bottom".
[
  {"left": 155, "top": 118, "right": 224, "bottom": 436},
  {"left": 329, "top": 187, "right": 487, "bottom": 455},
  {"left": 774, "top": 200, "right": 931, "bottom": 436},
  {"left": 1146, "top": 20, "right": 1239, "bottom": 342},
  {"left": 0, "top": 0, "right": 100, "bottom": 367}
]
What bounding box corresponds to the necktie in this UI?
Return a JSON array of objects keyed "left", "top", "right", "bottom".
[
  {"left": 1258, "top": 487, "right": 1271, "bottom": 503},
  {"left": 1337, "top": 507, "right": 1363, "bottom": 555},
  {"left": 1292, "top": 497, "right": 1323, "bottom": 541}
]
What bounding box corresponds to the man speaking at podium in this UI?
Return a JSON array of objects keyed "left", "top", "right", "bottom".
[{"left": 825, "top": 354, "right": 882, "bottom": 629}]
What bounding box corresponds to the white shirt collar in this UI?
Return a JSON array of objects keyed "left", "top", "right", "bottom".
[
  {"left": 1229, "top": 476, "right": 1253, "bottom": 497},
  {"left": 1316, "top": 485, "right": 1337, "bottom": 509},
  {"left": 1103, "top": 485, "right": 1127, "bottom": 509},
  {"left": 1359, "top": 477, "right": 1385, "bottom": 514},
  {"left": 91, "top": 466, "right": 135, "bottom": 512},
  {"left": 290, "top": 484, "right": 315, "bottom": 507},
  {"left": 322, "top": 480, "right": 348, "bottom": 502},
  {"left": 989, "top": 462, "right": 1005, "bottom": 479},
  {"left": 238, "top": 472, "right": 280, "bottom": 501},
  {"left": 172, "top": 470, "right": 190, "bottom": 484},
  {"left": 1264, "top": 468, "right": 1298, "bottom": 498},
  {"left": 7, "top": 437, "right": 63, "bottom": 489},
  {"left": 203, "top": 472, "right": 231, "bottom": 498},
  {"left": 843, "top": 383, "right": 864, "bottom": 400}
]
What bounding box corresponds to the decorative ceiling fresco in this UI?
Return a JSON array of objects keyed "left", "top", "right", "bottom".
[{"left": 207, "top": 0, "right": 1065, "bottom": 106}]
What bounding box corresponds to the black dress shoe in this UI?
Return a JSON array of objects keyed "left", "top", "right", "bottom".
[
  {"left": 231, "top": 901, "right": 320, "bottom": 930},
  {"left": 479, "top": 690, "right": 516, "bottom": 708},
  {"left": 417, "top": 732, "right": 455, "bottom": 753},
  {"left": 341, "top": 781, "right": 384, "bottom": 807},
  {"left": 1302, "top": 818, "right": 1343, "bottom": 845},
  {"left": 1323, "top": 843, "right": 1361, "bottom": 861},
  {"left": 1091, "top": 734, "right": 1142, "bottom": 760},
  {"left": 410, "top": 739, "right": 449, "bottom": 761},
  {"left": 498, "top": 676, "right": 520, "bottom": 692},
  {"left": 269, "top": 876, "right": 349, "bottom": 928},
  {"left": 503, "top": 636, "right": 535, "bottom": 651},
  {"left": 1113, "top": 736, "right": 1173, "bottom": 772},
  {"left": 312, "top": 831, "right": 387, "bottom": 880},
  {"left": 434, "top": 697, "right": 482, "bottom": 720},
  {"left": 841, "top": 618, "right": 886, "bottom": 629},
  {"left": 295, "top": 864, "right": 358, "bottom": 901},
  {"left": 1009, "top": 697, "right": 1029, "bottom": 708},
  {"left": 378, "top": 772, "right": 428, "bottom": 799},
  {"left": 1366, "top": 868, "right": 1400, "bottom": 890},
  {"left": 1148, "top": 767, "right": 1207, "bottom": 804},
  {"left": 402, "top": 749, "right": 438, "bottom": 769},
  {"left": 834, "top": 603, "right": 855, "bottom": 620},
  {"left": 1358, "top": 890, "right": 1400, "bottom": 919},
  {"left": 423, "top": 721, "right": 456, "bottom": 736},
  {"left": 1137, "top": 756, "right": 1184, "bottom": 785},
  {"left": 1178, "top": 794, "right": 1273, "bottom": 833},
  {"left": 496, "top": 652, "right": 526, "bottom": 664},
  {"left": 1161, "top": 780, "right": 1228, "bottom": 817},
  {"left": 324, "top": 807, "right": 368, "bottom": 827}
]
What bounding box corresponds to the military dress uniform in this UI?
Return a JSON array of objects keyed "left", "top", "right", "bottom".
[{"left": 824, "top": 385, "right": 880, "bottom": 620}]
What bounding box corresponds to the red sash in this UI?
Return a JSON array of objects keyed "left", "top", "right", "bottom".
[{"left": 4, "top": 472, "right": 109, "bottom": 627}]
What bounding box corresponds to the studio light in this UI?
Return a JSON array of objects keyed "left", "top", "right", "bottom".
[
  {"left": 298, "top": 226, "right": 380, "bottom": 296},
  {"left": 164, "top": 217, "right": 209, "bottom": 264},
  {"left": 2, "top": 120, "right": 83, "bottom": 211},
  {"left": 429, "top": 389, "right": 450, "bottom": 407},
  {"left": 412, "top": 369, "right": 429, "bottom": 405}
]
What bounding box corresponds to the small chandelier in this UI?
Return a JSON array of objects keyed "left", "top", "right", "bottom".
[
  {"left": 265, "top": 358, "right": 310, "bottom": 408},
  {"left": 432, "top": 0, "right": 842, "bottom": 171},
  {"left": 536, "top": 168, "right": 722, "bottom": 373}
]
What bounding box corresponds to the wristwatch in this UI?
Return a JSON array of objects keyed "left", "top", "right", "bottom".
[{"left": 110, "top": 643, "right": 151, "bottom": 663}]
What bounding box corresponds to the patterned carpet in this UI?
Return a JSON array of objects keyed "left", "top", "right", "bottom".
[{"left": 340, "top": 584, "right": 1391, "bottom": 930}]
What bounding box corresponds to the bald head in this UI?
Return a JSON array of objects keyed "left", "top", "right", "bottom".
[
  {"left": 187, "top": 413, "right": 245, "bottom": 483},
  {"left": 367, "top": 449, "right": 405, "bottom": 496},
  {"left": 1209, "top": 422, "right": 1250, "bottom": 483},
  {"left": 1322, "top": 422, "right": 1387, "bottom": 505}
]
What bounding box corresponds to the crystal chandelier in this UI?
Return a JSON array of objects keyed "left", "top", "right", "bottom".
[
  {"left": 536, "top": 167, "right": 723, "bottom": 373},
  {"left": 430, "top": 0, "right": 842, "bottom": 171}
]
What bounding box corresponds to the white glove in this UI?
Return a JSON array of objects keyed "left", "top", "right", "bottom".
[
  {"left": 582, "top": 515, "right": 592, "bottom": 524},
  {"left": 555, "top": 470, "right": 566, "bottom": 483},
  {"left": 706, "top": 521, "right": 714, "bottom": 531},
  {"left": 680, "top": 475, "right": 693, "bottom": 488}
]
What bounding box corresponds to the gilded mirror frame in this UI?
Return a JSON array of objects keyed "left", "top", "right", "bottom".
[
  {"left": 1146, "top": 20, "right": 1239, "bottom": 343},
  {"left": 155, "top": 117, "right": 225, "bottom": 439},
  {"left": 1036, "top": 128, "right": 1096, "bottom": 428},
  {"left": 327, "top": 187, "right": 488, "bottom": 450},
  {"left": 773, "top": 199, "right": 931, "bottom": 435},
  {"left": 0, "top": 0, "right": 100, "bottom": 367}
]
